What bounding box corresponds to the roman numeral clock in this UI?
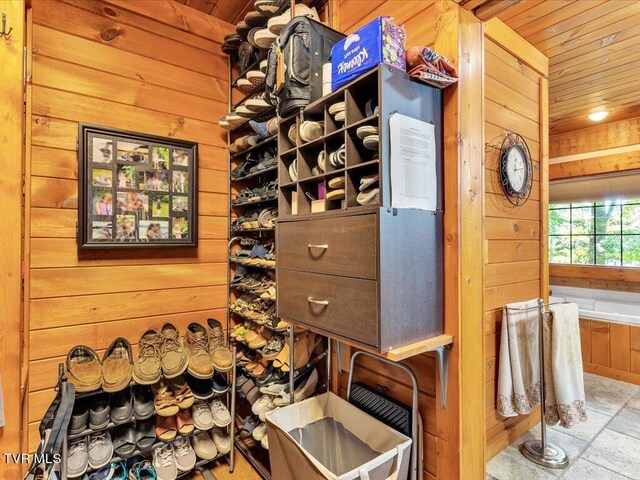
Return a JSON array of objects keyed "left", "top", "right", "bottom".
[{"left": 498, "top": 132, "right": 533, "bottom": 206}]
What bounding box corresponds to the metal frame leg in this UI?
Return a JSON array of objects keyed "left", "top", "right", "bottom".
[
  {"left": 289, "top": 326, "right": 295, "bottom": 405},
  {"left": 433, "top": 345, "right": 450, "bottom": 409},
  {"left": 229, "top": 345, "right": 237, "bottom": 474}
]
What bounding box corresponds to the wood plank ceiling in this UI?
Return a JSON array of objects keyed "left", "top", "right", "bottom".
[
  {"left": 185, "top": 0, "right": 640, "bottom": 136},
  {"left": 494, "top": 0, "right": 640, "bottom": 134}
]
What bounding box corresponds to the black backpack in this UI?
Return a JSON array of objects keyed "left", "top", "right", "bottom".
[{"left": 265, "top": 17, "right": 345, "bottom": 116}]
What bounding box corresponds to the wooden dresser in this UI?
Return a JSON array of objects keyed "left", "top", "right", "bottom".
[{"left": 276, "top": 66, "right": 443, "bottom": 353}]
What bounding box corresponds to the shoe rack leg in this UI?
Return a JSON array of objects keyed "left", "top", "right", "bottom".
[
  {"left": 326, "top": 339, "right": 332, "bottom": 393},
  {"left": 289, "top": 326, "right": 295, "bottom": 405},
  {"left": 229, "top": 345, "right": 237, "bottom": 473}
]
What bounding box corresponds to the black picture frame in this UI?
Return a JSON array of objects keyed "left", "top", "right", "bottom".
[{"left": 78, "top": 124, "right": 198, "bottom": 249}]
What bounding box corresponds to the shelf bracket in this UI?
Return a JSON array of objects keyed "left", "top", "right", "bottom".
[{"left": 433, "top": 345, "right": 450, "bottom": 409}]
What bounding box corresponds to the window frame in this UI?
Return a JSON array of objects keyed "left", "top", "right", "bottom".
[{"left": 549, "top": 200, "right": 640, "bottom": 267}]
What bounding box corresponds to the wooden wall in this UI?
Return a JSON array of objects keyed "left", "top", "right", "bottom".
[
  {"left": 580, "top": 319, "right": 640, "bottom": 386},
  {"left": 0, "top": 0, "right": 25, "bottom": 476},
  {"left": 24, "top": 0, "right": 232, "bottom": 451},
  {"left": 482, "top": 28, "right": 548, "bottom": 460}
]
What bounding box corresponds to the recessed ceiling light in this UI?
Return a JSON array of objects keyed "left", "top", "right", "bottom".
[{"left": 588, "top": 111, "right": 609, "bottom": 121}]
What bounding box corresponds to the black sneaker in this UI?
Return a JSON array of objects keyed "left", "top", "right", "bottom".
[
  {"left": 184, "top": 373, "right": 215, "bottom": 400},
  {"left": 68, "top": 399, "right": 89, "bottom": 435},
  {"left": 212, "top": 372, "right": 229, "bottom": 394}
]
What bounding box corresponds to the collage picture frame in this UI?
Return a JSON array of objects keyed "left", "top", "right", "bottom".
[{"left": 78, "top": 124, "right": 198, "bottom": 249}]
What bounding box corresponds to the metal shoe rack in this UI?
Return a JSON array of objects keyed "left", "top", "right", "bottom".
[
  {"left": 224, "top": 51, "right": 332, "bottom": 480},
  {"left": 57, "top": 351, "right": 237, "bottom": 480}
]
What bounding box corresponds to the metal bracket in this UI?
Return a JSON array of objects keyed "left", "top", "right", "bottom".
[{"left": 433, "top": 345, "right": 450, "bottom": 409}]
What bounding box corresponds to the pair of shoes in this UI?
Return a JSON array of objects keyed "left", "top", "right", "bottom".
[
  {"left": 184, "top": 372, "right": 229, "bottom": 400},
  {"left": 298, "top": 121, "right": 324, "bottom": 143},
  {"left": 152, "top": 376, "right": 194, "bottom": 417},
  {"left": 133, "top": 323, "right": 188, "bottom": 384},
  {"left": 127, "top": 458, "right": 156, "bottom": 479},
  {"left": 152, "top": 437, "right": 197, "bottom": 479},
  {"left": 155, "top": 409, "right": 194, "bottom": 443},
  {"left": 191, "top": 427, "right": 230, "bottom": 460},
  {"left": 190, "top": 399, "right": 232, "bottom": 430},
  {"left": 273, "top": 331, "right": 319, "bottom": 372},
  {"left": 86, "top": 460, "right": 127, "bottom": 479},
  {"left": 69, "top": 386, "right": 151, "bottom": 434},
  {"left": 66, "top": 338, "right": 133, "bottom": 393},
  {"left": 111, "top": 420, "right": 156, "bottom": 459},
  {"left": 251, "top": 395, "right": 277, "bottom": 422},
  {"left": 356, "top": 124, "right": 379, "bottom": 151},
  {"left": 328, "top": 101, "right": 345, "bottom": 123},
  {"left": 357, "top": 174, "right": 379, "bottom": 206},
  {"left": 67, "top": 432, "right": 113, "bottom": 477}
]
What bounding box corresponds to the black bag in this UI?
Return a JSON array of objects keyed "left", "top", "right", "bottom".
[
  {"left": 23, "top": 381, "right": 75, "bottom": 480},
  {"left": 265, "top": 17, "right": 345, "bottom": 116}
]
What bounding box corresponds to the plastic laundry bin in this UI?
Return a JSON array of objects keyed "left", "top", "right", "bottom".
[{"left": 265, "top": 392, "right": 412, "bottom": 480}]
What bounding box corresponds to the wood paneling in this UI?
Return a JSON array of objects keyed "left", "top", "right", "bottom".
[
  {"left": 549, "top": 150, "right": 640, "bottom": 180},
  {"left": 24, "top": 0, "right": 231, "bottom": 452},
  {"left": 495, "top": 0, "right": 640, "bottom": 133},
  {"left": 0, "top": 0, "right": 25, "bottom": 471},
  {"left": 580, "top": 319, "right": 640, "bottom": 386},
  {"left": 483, "top": 36, "right": 545, "bottom": 461},
  {"left": 549, "top": 264, "right": 640, "bottom": 283}
]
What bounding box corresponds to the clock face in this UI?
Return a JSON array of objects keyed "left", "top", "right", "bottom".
[{"left": 506, "top": 146, "right": 527, "bottom": 194}]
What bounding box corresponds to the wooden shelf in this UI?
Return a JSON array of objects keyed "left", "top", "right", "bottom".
[{"left": 377, "top": 334, "right": 454, "bottom": 362}]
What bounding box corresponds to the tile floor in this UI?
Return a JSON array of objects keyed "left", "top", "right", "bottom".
[{"left": 487, "top": 373, "right": 640, "bottom": 480}]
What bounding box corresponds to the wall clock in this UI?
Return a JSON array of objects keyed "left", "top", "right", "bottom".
[{"left": 498, "top": 132, "right": 533, "bottom": 206}]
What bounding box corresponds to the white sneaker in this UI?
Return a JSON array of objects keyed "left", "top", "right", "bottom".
[
  {"left": 252, "top": 422, "right": 267, "bottom": 442},
  {"left": 211, "top": 426, "right": 231, "bottom": 455},
  {"left": 152, "top": 444, "right": 178, "bottom": 480},
  {"left": 251, "top": 394, "right": 276, "bottom": 421},
  {"left": 209, "top": 399, "right": 231, "bottom": 428},
  {"left": 192, "top": 431, "right": 218, "bottom": 460},
  {"left": 172, "top": 437, "right": 196, "bottom": 472},
  {"left": 191, "top": 400, "right": 214, "bottom": 430},
  {"left": 273, "top": 368, "right": 318, "bottom": 406}
]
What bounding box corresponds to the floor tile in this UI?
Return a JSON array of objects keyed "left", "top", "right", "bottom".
[
  {"left": 550, "top": 407, "right": 611, "bottom": 443},
  {"left": 627, "top": 391, "right": 640, "bottom": 411},
  {"left": 583, "top": 373, "right": 639, "bottom": 416},
  {"left": 582, "top": 429, "right": 640, "bottom": 480},
  {"left": 560, "top": 458, "right": 631, "bottom": 480},
  {"left": 486, "top": 445, "right": 557, "bottom": 480},
  {"left": 607, "top": 404, "right": 640, "bottom": 441}
]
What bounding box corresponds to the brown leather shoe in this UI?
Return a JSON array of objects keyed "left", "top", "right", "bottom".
[
  {"left": 152, "top": 379, "right": 180, "bottom": 417},
  {"left": 206, "top": 318, "right": 233, "bottom": 372},
  {"left": 167, "top": 375, "right": 194, "bottom": 409},
  {"left": 133, "top": 329, "right": 162, "bottom": 385},
  {"left": 160, "top": 323, "right": 188, "bottom": 379},
  {"left": 102, "top": 338, "right": 133, "bottom": 393},
  {"left": 184, "top": 323, "right": 213, "bottom": 379},
  {"left": 66, "top": 345, "right": 102, "bottom": 393}
]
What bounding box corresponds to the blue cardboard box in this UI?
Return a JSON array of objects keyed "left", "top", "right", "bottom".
[{"left": 331, "top": 17, "right": 406, "bottom": 91}]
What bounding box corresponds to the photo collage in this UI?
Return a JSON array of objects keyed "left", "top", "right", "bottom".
[{"left": 88, "top": 133, "right": 192, "bottom": 244}]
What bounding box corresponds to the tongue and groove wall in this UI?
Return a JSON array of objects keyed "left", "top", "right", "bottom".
[{"left": 24, "top": 0, "right": 232, "bottom": 452}]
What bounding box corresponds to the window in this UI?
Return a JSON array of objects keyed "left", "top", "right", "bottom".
[{"left": 549, "top": 199, "right": 640, "bottom": 267}]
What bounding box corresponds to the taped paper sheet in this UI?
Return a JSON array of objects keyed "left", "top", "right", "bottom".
[{"left": 389, "top": 113, "right": 437, "bottom": 211}]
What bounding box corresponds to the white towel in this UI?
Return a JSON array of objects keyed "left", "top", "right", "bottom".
[
  {"left": 497, "top": 299, "right": 542, "bottom": 417},
  {"left": 544, "top": 303, "right": 587, "bottom": 428}
]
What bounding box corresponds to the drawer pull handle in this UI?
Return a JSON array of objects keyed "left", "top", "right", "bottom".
[
  {"left": 307, "top": 244, "right": 329, "bottom": 249},
  {"left": 308, "top": 297, "right": 329, "bottom": 306}
]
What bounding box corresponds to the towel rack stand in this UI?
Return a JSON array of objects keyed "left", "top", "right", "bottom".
[{"left": 504, "top": 298, "right": 570, "bottom": 469}]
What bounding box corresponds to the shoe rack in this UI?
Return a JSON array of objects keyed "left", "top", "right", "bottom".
[
  {"left": 223, "top": 47, "right": 334, "bottom": 480},
  {"left": 56, "top": 352, "right": 237, "bottom": 480}
]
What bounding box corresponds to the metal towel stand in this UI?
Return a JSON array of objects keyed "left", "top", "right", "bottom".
[{"left": 504, "top": 298, "right": 569, "bottom": 469}]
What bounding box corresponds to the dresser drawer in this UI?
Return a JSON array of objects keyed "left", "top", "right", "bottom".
[
  {"left": 277, "top": 214, "right": 377, "bottom": 279},
  {"left": 277, "top": 269, "right": 379, "bottom": 347}
]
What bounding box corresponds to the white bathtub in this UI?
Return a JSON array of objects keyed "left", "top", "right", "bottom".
[{"left": 550, "top": 285, "right": 640, "bottom": 327}]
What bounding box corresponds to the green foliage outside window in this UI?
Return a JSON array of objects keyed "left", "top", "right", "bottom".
[{"left": 549, "top": 200, "right": 640, "bottom": 267}]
